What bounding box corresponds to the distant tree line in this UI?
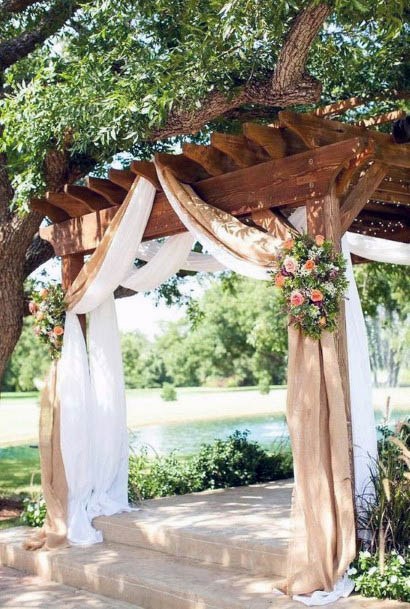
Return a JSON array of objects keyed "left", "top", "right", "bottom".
[{"left": 2, "top": 264, "right": 409, "bottom": 393}]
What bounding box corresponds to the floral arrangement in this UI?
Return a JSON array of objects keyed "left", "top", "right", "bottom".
[
  {"left": 273, "top": 233, "right": 348, "bottom": 339},
  {"left": 29, "top": 283, "right": 66, "bottom": 358}
]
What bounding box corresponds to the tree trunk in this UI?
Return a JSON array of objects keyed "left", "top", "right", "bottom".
[{"left": 0, "top": 211, "right": 44, "bottom": 382}]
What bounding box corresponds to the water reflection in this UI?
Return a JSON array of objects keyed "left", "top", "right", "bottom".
[{"left": 128, "top": 411, "right": 406, "bottom": 457}]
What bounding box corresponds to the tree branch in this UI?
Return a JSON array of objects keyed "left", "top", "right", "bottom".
[
  {"left": 0, "top": 0, "right": 89, "bottom": 70},
  {"left": 151, "top": 3, "right": 331, "bottom": 140},
  {"left": 272, "top": 3, "right": 331, "bottom": 91},
  {"left": 23, "top": 232, "right": 54, "bottom": 277},
  {"left": 0, "top": 0, "right": 41, "bottom": 17}
]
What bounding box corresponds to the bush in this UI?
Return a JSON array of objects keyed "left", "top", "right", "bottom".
[
  {"left": 190, "top": 430, "right": 292, "bottom": 490},
  {"left": 128, "top": 448, "right": 194, "bottom": 502},
  {"left": 160, "top": 382, "right": 177, "bottom": 401},
  {"left": 350, "top": 550, "right": 409, "bottom": 602},
  {"left": 357, "top": 418, "right": 409, "bottom": 555},
  {"left": 352, "top": 418, "right": 410, "bottom": 602},
  {"left": 128, "top": 431, "right": 293, "bottom": 501},
  {"left": 21, "top": 495, "right": 46, "bottom": 528}
]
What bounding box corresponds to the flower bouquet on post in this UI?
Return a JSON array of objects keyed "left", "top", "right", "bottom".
[
  {"left": 29, "top": 284, "right": 66, "bottom": 358},
  {"left": 273, "top": 234, "right": 348, "bottom": 340}
]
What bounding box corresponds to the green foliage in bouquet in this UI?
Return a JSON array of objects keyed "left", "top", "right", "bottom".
[
  {"left": 273, "top": 234, "right": 348, "bottom": 339},
  {"left": 29, "top": 284, "right": 66, "bottom": 359}
]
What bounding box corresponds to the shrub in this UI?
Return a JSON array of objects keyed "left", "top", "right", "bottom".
[
  {"left": 357, "top": 418, "right": 409, "bottom": 555},
  {"left": 190, "top": 430, "right": 292, "bottom": 490},
  {"left": 128, "top": 448, "right": 194, "bottom": 502},
  {"left": 21, "top": 495, "right": 46, "bottom": 528},
  {"left": 160, "top": 382, "right": 177, "bottom": 401},
  {"left": 128, "top": 431, "right": 293, "bottom": 502},
  {"left": 350, "top": 550, "right": 409, "bottom": 603},
  {"left": 258, "top": 375, "right": 271, "bottom": 395},
  {"left": 353, "top": 418, "right": 410, "bottom": 602}
]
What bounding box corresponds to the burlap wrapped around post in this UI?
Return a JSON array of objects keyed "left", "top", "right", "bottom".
[
  {"left": 285, "top": 326, "right": 356, "bottom": 595},
  {"left": 24, "top": 362, "right": 68, "bottom": 550}
]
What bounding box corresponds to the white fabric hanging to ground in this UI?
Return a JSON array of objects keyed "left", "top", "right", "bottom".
[{"left": 57, "top": 169, "right": 409, "bottom": 592}]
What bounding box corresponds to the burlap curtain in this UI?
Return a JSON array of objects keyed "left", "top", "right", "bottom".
[
  {"left": 285, "top": 328, "right": 355, "bottom": 595},
  {"left": 24, "top": 362, "right": 68, "bottom": 550},
  {"left": 155, "top": 163, "right": 356, "bottom": 596},
  {"left": 30, "top": 162, "right": 355, "bottom": 599}
]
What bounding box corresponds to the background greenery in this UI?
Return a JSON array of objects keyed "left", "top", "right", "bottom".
[{"left": 3, "top": 262, "right": 409, "bottom": 393}]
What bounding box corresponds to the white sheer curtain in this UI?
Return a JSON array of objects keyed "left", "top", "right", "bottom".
[
  {"left": 58, "top": 176, "right": 408, "bottom": 551},
  {"left": 58, "top": 180, "right": 199, "bottom": 544}
]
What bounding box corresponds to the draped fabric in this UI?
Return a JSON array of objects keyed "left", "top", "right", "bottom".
[
  {"left": 24, "top": 362, "right": 68, "bottom": 550},
  {"left": 288, "top": 207, "right": 378, "bottom": 514},
  {"left": 155, "top": 160, "right": 280, "bottom": 280},
  {"left": 35, "top": 161, "right": 409, "bottom": 602},
  {"left": 55, "top": 174, "right": 284, "bottom": 545},
  {"left": 285, "top": 329, "right": 356, "bottom": 595}
]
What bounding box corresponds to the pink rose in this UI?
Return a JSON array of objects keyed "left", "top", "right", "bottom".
[
  {"left": 28, "top": 301, "right": 38, "bottom": 315},
  {"left": 290, "top": 290, "right": 304, "bottom": 307},
  {"left": 283, "top": 256, "right": 298, "bottom": 275}
]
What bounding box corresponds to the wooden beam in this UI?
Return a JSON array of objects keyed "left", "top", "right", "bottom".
[
  {"left": 182, "top": 143, "right": 239, "bottom": 176},
  {"left": 64, "top": 185, "right": 110, "bottom": 211},
  {"left": 154, "top": 153, "right": 211, "bottom": 183},
  {"left": 279, "top": 111, "right": 410, "bottom": 168},
  {"left": 130, "top": 160, "right": 162, "bottom": 190},
  {"left": 211, "top": 132, "right": 270, "bottom": 167},
  {"left": 340, "top": 163, "right": 388, "bottom": 233},
  {"left": 30, "top": 198, "right": 70, "bottom": 223},
  {"left": 108, "top": 168, "right": 136, "bottom": 191},
  {"left": 313, "top": 97, "right": 364, "bottom": 118},
  {"left": 86, "top": 177, "right": 127, "bottom": 206},
  {"left": 357, "top": 109, "right": 406, "bottom": 128},
  {"left": 46, "top": 192, "right": 92, "bottom": 217},
  {"left": 242, "top": 123, "right": 287, "bottom": 159},
  {"left": 41, "top": 138, "right": 372, "bottom": 256},
  {"left": 61, "top": 254, "right": 86, "bottom": 337}
]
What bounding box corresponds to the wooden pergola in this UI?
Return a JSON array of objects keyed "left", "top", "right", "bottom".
[
  {"left": 34, "top": 104, "right": 410, "bottom": 283},
  {"left": 32, "top": 100, "right": 409, "bottom": 512}
]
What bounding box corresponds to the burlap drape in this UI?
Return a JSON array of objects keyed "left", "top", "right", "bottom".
[
  {"left": 155, "top": 162, "right": 280, "bottom": 267},
  {"left": 65, "top": 176, "right": 141, "bottom": 310},
  {"left": 24, "top": 362, "right": 68, "bottom": 550},
  {"left": 285, "top": 327, "right": 356, "bottom": 595},
  {"left": 31, "top": 160, "right": 356, "bottom": 596}
]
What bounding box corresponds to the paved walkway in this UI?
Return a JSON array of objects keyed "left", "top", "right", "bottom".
[{"left": 0, "top": 566, "right": 138, "bottom": 608}]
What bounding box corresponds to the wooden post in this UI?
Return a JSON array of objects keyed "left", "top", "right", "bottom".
[
  {"left": 61, "top": 254, "right": 86, "bottom": 337},
  {"left": 307, "top": 185, "right": 355, "bottom": 493}
]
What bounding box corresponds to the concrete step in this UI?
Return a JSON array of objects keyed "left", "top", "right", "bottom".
[
  {"left": 0, "top": 565, "right": 140, "bottom": 609},
  {"left": 0, "top": 527, "right": 283, "bottom": 609},
  {"left": 95, "top": 481, "right": 292, "bottom": 577},
  {"left": 2, "top": 529, "right": 409, "bottom": 609}
]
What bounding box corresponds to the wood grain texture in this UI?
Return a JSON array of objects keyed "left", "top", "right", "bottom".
[
  {"left": 340, "top": 163, "right": 388, "bottom": 233},
  {"left": 86, "top": 177, "right": 127, "bottom": 206},
  {"left": 40, "top": 138, "right": 370, "bottom": 256},
  {"left": 61, "top": 254, "right": 86, "bottom": 336}
]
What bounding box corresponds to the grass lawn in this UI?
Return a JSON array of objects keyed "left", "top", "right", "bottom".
[{"left": 0, "top": 446, "right": 40, "bottom": 498}]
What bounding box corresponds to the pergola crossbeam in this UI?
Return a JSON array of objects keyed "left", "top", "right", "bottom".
[{"left": 340, "top": 163, "right": 388, "bottom": 233}]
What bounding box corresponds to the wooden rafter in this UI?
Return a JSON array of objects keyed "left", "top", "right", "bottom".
[
  {"left": 39, "top": 137, "right": 377, "bottom": 256},
  {"left": 340, "top": 163, "right": 388, "bottom": 233},
  {"left": 33, "top": 110, "right": 410, "bottom": 256}
]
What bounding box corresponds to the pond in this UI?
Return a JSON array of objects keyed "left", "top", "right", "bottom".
[
  {"left": 128, "top": 410, "right": 407, "bottom": 457},
  {"left": 0, "top": 409, "right": 407, "bottom": 461}
]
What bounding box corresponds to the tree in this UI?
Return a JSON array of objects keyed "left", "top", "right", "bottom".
[
  {"left": 1, "top": 317, "right": 50, "bottom": 391},
  {"left": 0, "top": 0, "right": 407, "bottom": 381},
  {"left": 354, "top": 262, "right": 410, "bottom": 387},
  {"left": 155, "top": 275, "right": 288, "bottom": 387}
]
